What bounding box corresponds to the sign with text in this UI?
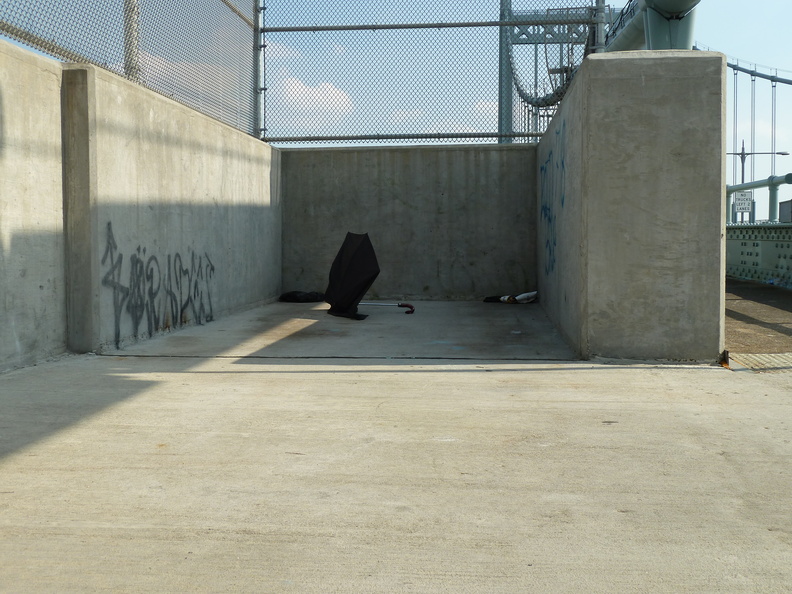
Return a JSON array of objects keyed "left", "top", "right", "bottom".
[{"left": 733, "top": 191, "right": 753, "bottom": 212}]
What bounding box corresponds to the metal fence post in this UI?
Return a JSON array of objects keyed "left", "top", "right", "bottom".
[
  {"left": 498, "top": 0, "right": 514, "bottom": 144},
  {"left": 123, "top": 0, "right": 140, "bottom": 82},
  {"left": 255, "top": 1, "right": 266, "bottom": 140},
  {"left": 594, "top": 0, "right": 606, "bottom": 53}
]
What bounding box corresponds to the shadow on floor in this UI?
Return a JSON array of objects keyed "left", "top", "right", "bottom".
[{"left": 726, "top": 278, "right": 792, "bottom": 354}]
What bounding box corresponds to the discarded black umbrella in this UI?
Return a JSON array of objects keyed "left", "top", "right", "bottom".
[
  {"left": 325, "top": 232, "right": 415, "bottom": 319},
  {"left": 325, "top": 232, "right": 381, "bottom": 320}
]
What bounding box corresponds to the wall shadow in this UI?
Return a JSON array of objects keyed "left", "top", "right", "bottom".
[
  {"left": 2, "top": 223, "right": 729, "bottom": 463},
  {"left": 0, "top": 200, "right": 280, "bottom": 460},
  {"left": 0, "top": 230, "right": 66, "bottom": 371},
  {"left": 0, "top": 360, "right": 159, "bottom": 459},
  {"left": 726, "top": 277, "right": 792, "bottom": 314},
  {"left": 220, "top": 300, "right": 580, "bottom": 363},
  {"left": 0, "top": 87, "right": 5, "bottom": 158}
]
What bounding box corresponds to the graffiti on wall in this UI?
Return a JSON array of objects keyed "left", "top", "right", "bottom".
[
  {"left": 101, "top": 221, "right": 215, "bottom": 348},
  {"left": 539, "top": 119, "right": 567, "bottom": 276}
]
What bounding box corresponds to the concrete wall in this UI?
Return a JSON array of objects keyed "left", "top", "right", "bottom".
[
  {"left": 0, "top": 43, "right": 66, "bottom": 371},
  {"left": 62, "top": 65, "right": 282, "bottom": 351},
  {"left": 537, "top": 70, "right": 587, "bottom": 353},
  {"left": 281, "top": 145, "right": 536, "bottom": 300},
  {"left": 538, "top": 51, "right": 726, "bottom": 360},
  {"left": 1, "top": 40, "right": 282, "bottom": 371},
  {"left": 2, "top": 38, "right": 729, "bottom": 368}
]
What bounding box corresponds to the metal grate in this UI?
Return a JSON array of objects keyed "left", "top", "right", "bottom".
[
  {"left": 0, "top": 0, "right": 258, "bottom": 135},
  {"left": 261, "top": 0, "right": 599, "bottom": 145}
]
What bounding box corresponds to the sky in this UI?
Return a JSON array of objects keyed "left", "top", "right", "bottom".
[
  {"left": 262, "top": 0, "right": 792, "bottom": 220},
  {"left": 262, "top": 0, "right": 792, "bottom": 218},
  {"left": 693, "top": 0, "right": 792, "bottom": 218},
  {"left": 1, "top": 0, "right": 791, "bottom": 217}
]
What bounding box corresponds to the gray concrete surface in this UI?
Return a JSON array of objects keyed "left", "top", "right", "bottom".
[
  {"left": 0, "top": 41, "right": 67, "bottom": 371},
  {"left": 111, "top": 300, "right": 576, "bottom": 361},
  {"left": 281, "top": 145, "right": 537, "bottom": 301},
  {"left": 62, "top": 64, "right": 282, "bottom": 353},
  {"left": 2, "top": 301, "right": 791, "bottom": 592},
  {"left": 2, "top": 41, "right": 731, "bottom": 373},
  {"left": 1, "top": 40, "right": 283, "bottom": 373},
  {"left": 538, "top": 51, "right": 726, "bottom": 361}
]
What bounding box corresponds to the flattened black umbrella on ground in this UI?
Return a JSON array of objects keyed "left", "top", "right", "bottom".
[{"left": 325, "top": 232, "right": 381, "bottom": 320}]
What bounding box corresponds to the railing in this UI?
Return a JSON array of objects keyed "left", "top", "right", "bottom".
[
  {"left": 604, "top": 0, "right": 639, "bottom": 46},
  {"left": 726, "top": 225, "right": 792, "bottom": 289}
]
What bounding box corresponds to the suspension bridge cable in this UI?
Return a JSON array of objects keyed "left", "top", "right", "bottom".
[
  {"left": 751, "top": 74, "right": 756, "bottom": 182},
  {"left": 733, "top": 68, "right": 739, "bottom": 185},
  {"left": 772, "top": 77, "right": 778, "bottom": 176}
]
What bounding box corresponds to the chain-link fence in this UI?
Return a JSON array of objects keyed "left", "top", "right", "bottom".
[
  {"left": 1, "top": 1, "right": 605, "bottom": 145},
  {"left": 262, "top": 0, "right": 600, "bottom": 145},
  {"left": 0, "top": 0, "right": 258, "bottom": 136}
]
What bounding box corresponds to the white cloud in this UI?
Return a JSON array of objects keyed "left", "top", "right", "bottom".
[
  {"left": 390, "top": 109, "right": 423, "bottom": 125},
  {"left": 475, "top": 100, "right": 498, "bottom": 118},
  {"left": 263, "top": 39, "right": 303, "bottom": 60},
  {"left": 276, "top": 77, "right": 353, "bottom": 132},
  {"left": 422, "top": 120, "right": 479, "bottom": 135}
]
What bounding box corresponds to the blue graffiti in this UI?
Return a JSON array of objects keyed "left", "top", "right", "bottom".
[{"left": 539, "top": 120, "right": 567, "bottom": 275}]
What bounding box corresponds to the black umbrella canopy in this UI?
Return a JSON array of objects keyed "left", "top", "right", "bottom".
[{"left": 325, "top": 232, "right": 380, "bottom": 320}]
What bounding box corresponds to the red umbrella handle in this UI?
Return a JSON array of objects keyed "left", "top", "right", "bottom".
[{"left": 398, "top": 302, "right": 415, "bottom": 314}]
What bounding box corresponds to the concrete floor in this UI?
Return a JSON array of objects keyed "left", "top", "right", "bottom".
[
  {"left": 1, "top": 300, "right": 792, "bottom": 592},
  {"left": 726, "top": 278, "right": 792, "bottom": 372},
  {"left": 113, "top": 300, "right": 578, "bottom": 361},
  {"left": 726, "top": 278, "right": 792, "bottom": 354}
]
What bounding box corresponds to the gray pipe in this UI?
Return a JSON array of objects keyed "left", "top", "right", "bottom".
[
  {"left": 727, "top": 174, "right": 792, "bottom": 223},
  {"left": 643, "top": 0, "right": 701, "bottom": 18},
  {"left": 727, "top": 174, "right": 792, "bottom": 193},
  {"left": 606, "top": 0, "right": 701, "bottom": 51},
  {"left": 593, "top": 0, "right": 607, "bottom": 53}
]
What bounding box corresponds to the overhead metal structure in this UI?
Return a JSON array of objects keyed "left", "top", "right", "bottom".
[
  {"left": 606, "top": 0, "right": 701, "bottom": 52},
  {"left": 499, "top": 0, "right": 702, "bottom": 142},
  {"left": 728, "top": 174, "right": 792, "bottom": 224},
  {"left": 498, "top": 0, "right": 604, "bottom": 142}
]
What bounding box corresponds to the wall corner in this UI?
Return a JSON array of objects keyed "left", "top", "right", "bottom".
[{"left": 62, "top": 66, "right": 100, "bottom": 353}]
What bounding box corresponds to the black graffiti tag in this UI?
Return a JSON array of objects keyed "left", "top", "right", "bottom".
[{"left": 101, "top": 222, "right": 215, "bottom": 348}]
